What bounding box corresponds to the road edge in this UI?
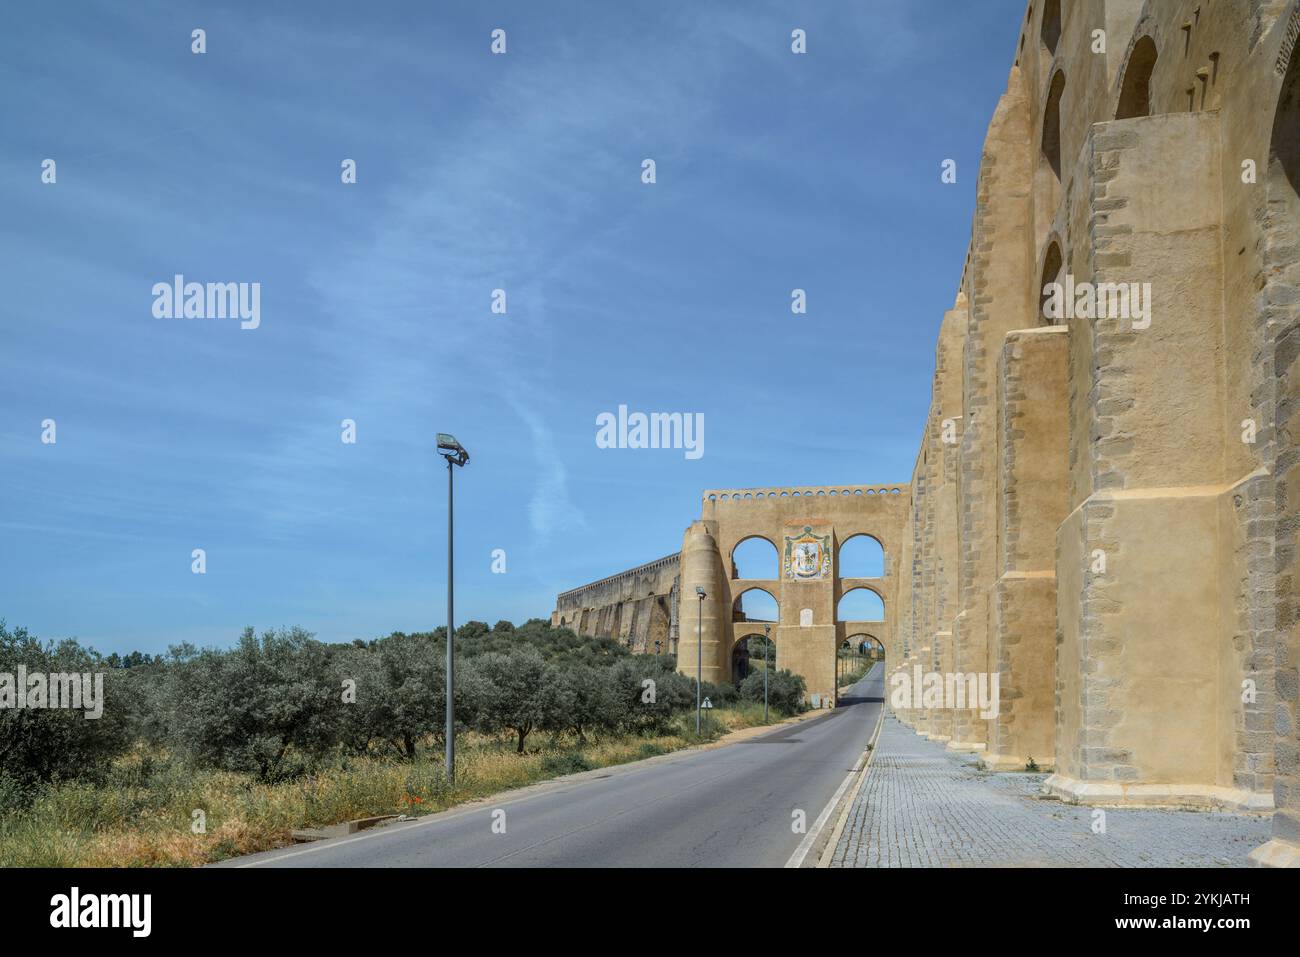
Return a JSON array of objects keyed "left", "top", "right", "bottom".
[
  {"left": 223, "top": 700, "right": 830, "bottom": 867},
  {"left": 813, "top": 700, "right": 886, "bottom": 868},
  {"left": 783, "top": 664, "right": 885, "bottom": 869}
]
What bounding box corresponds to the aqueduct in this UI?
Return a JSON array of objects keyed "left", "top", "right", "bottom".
[
  {"left": 556, "top": 0, "right": 1300, "bottom": 867},
  {"left": 676, "top": 485, "right": 907, "bottom": 706},
  {"left": 554, "top": 484, "right": 907, "bottom": 706}
]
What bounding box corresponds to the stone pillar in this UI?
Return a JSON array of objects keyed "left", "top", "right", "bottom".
[
  {"left": 779, "top": 521, "right": 837, "bottom": 706},
  {"left": 982, "top": 327, "right": 1068, "bottom": 771},
  {"left": 951, "top": 83, "right": 1032, "bottom": 753},
  {"left": 676, "top": 521, "right": 726, "bottom": 685},
  {"left": 891, "top": 499, "right": 917, "bottom": 726},
  {"left": 928, "top": 300, "right": 966, "bottom": 743},
  {"left": 908, "top": 468, "right": 932, "bottom": 736},
  {"left": 1049, "top": 113, "right": 1270, "bottom": 810},
  {"left": 1252, "top": 34, "right": 1300, "bottom": 868}
]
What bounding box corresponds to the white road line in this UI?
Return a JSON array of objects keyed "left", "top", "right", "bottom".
[{"left": 817, "top": 695, "right": 886, "bottom": 867}]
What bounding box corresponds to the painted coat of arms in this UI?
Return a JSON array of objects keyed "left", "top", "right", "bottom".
[{"left": 783, "top": 527, "right": 831, "bottom": 580}]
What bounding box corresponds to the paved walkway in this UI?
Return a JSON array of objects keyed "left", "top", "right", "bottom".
[{"left": 829, "top": 714, "right": 1270, "bottom": 867}]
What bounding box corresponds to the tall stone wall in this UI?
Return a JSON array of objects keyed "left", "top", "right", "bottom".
[
  {"left": 552, "top": 553, "right": 679, "bottom": 655},
  {"left": 888, "top": 0, "right": 1300, "bottom": 868},
  {"left": 553, "top": 0, "right": 1300, "bottom": 867}
]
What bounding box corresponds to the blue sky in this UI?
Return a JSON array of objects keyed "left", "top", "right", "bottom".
[{"left": 1, "top": 0, "right": 1024, "bottom": 655}]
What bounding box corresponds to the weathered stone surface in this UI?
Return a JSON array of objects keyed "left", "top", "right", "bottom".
[
  {"left": 552, "top": 553, "right": 679, "bottom": 655},
  {"left": 557, "top": 0, "right": 1300, "bottom": 866}
]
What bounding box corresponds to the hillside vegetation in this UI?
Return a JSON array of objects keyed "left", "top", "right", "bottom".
[{"left": 0, "top": 619, "right": 806, "bottom": 865}]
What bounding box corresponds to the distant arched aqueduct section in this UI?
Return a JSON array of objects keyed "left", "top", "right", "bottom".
[
  {"left": 552, "top": 483, "right": 909, "bottom": 702},
  {"left": 552, "top": 552, "right": 679, "bottom": 655},
  {"left": 844, "top": 633, "right": 885, "bottom": 656},
  {"left": 681, "top": 483, "right": 908, "bottom": 706}
]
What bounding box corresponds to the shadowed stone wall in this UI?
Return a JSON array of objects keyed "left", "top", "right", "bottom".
[{"left": 552, "top": 554, "right": 679, "bottom": 655}]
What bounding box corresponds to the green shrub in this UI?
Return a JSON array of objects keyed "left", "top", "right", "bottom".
[
  {"left": 541, "top": 752, "right": 593, "bottom": 776},
  {"left": 473, "top": 645, "right": 552, "bottom": 753},
  {"left": 0, "top": 772, "right": 35, "bottom": 816},
  {"left": 0, "top": 622, "right": 133, "bottom": 790},
  {"left": 608, "top": 657, "right": 694, "bottom": 734},
  {"left": 162, "top": 627, "right": 342, "bottom": 781},
  {"left": 701, "top": 680, "right": 739, "bottom": 706},
  {"left": 540, "top": 662, "right": 620, "bottom": 742},
  {"left": 739, "top": 668, "right": 807, "bottom": 716}
]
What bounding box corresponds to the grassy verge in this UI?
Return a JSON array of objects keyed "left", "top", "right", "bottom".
[{"left": 0, "top": 702, "right": 782, "bottom": 867}]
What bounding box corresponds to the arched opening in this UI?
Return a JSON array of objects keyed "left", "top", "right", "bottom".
[
  {"left": 731, "top": 536, "right": 778, "bottom": 579},
  {"left": 1040, "top": 0, "right": 1061, "bottom": 57},
  {"left": 1039, "top": 240, "right": 1063, "bottom": 323},
  {"left": 1268, "top": 49, "right": 1299, "bottom": 235},
  {"left": 837, "top": 587, "right": 885, "bottom": 622},
  {"left": 733, "top": 632, "right": 775, "bottom": 685},
  {"left": 1042, "top": 69, "right": 1066, "bottom": 182},
  {"left": 837, "top": 534, "right": 885, "bottom": 578},
  {"left": 733, "top": 586, "right": 778, "bottom": 624},
  {"left": 1116, "top": 36, "right": 1158, "bottom": 119},
  {"left": 843, "top": 635, "right": 884, "bottom": 657},
  {"left": 838, "top": 635, "right": 884, "bottom": 686}
]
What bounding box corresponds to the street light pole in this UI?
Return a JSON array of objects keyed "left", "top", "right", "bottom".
[
  {"left": 763, "top": 623, "right": 770, "bottom": 724},
  {"left": 437, "top": 433, "right": 469, "bottom": 786},
  {"left": 445, "top": 455, "right": 454, "bottom": 784},
  {"left": 695, "top": 586, "right": 705, "bottom": 734}
]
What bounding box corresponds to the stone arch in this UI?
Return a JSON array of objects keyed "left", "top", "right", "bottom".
[
  {"left": 733, "top": 585, "right": 778, "bottom": 623},
  {"left": 1116, "top": 35, "right": 1158, "bottom": 119},
  {"left": 838, "top": 633, "right": 884, "bottom": 687},
  {"left": 1042, "top": 68, "right": 1066, "bottom": 181},
  {"left": 836, "top": 586, "right": 885, "bottom": 622},
  {"left": 731, "top": 629, "right": 774, "bottom": 685},
  {"left": 837, "top": 533, "right": 885, "bottom": 577},
  {"left": 1040, "top": 0, "right": 1061, "bottom": 58},
  {"left": 730, "top": 534, "right": 778, "bottom": 579},
  {"left": 843, "top": 632, "right": 884, "bottom": 656},
  {"left": 1038, "top": 237, "right": 1064, "bottom": 323}
]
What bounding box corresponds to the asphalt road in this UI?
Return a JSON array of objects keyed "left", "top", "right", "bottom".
[{"left": 225, "top": 663, "right": 885, "bottom": 868}]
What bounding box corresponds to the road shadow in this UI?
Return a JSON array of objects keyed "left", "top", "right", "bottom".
[{"left": 837, "top": 690, "right": 885, "bottom": 705}]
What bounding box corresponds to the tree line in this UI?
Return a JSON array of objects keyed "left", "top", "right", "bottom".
[{"left": 0, "top": 618, "right": 806, "bottom": 806}]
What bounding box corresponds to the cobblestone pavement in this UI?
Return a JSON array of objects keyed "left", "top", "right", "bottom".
[{"left": 829, "top": 714, "right": 1271, "bottom": 867}]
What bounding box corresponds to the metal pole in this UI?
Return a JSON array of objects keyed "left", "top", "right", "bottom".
[
  {"left": 445, "top": 457, "right": 455, "bottom": 786},
  {"left": 696, "top": 593, "right": 703, "bottom": 734}
]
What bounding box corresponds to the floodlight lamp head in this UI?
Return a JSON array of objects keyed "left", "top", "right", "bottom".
[{"left": 437, "top": 432, "right": 469, "bottom": 466}]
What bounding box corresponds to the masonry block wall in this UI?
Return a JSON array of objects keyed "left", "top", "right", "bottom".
[
  {"left": 556, "top": 0, "right": 1300, "bottom": 868},
  {"left": 552, "top": 554, "right": 679, "bottom": 655},
  {"left": 890, "top": 0, "right": 1300, "bottom": 866},
  {"left": 983, "top": 326, "right": 1068, "bottom": 772}
]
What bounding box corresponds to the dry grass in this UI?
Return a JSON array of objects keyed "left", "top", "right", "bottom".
[{"left": 0, "top": 706, "right": 781, "bottom": 867}]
